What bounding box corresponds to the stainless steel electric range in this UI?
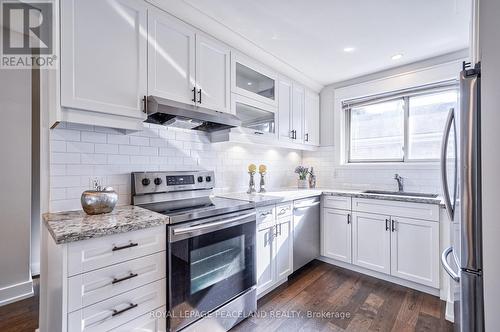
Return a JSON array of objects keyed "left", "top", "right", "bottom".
[{"left": 131, "top": 171, "right": 257, "bottom": 332}]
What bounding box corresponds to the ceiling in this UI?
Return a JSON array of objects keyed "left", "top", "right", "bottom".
[{"left": 182, "top": 0, "right": 471, "bottom": 86}]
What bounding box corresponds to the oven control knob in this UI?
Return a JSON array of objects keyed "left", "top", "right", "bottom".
[
  {"left": 197, "top": 176, "right": 204, "bottom": 183},
  {"left": 205, "top": 176, "right": 212, "bottom": 182},
  {"left": 154, "top": 177, "right": 163, "bottom": 185},
  {"left": 141, "top": 178, "right": 151, "bottom": 186}
]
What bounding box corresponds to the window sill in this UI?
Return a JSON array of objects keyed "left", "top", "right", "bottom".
[{"left": 336, "top": 161, "right": 440, "bottom": 170}]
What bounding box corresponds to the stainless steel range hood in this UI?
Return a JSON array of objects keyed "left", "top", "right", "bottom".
[{"left": 145, "top": 95, "right": 241, "bottom": 132}]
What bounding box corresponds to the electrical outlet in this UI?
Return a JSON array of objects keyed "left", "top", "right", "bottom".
[{"left": 89, "top": 177, "right": 104, "bottom": 190}]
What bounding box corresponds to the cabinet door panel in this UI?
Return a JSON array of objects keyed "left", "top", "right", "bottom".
[
  {"left": 352, "top": 212, "right": 391, "bottom": 274},
  {"left": 256, "top": 227, "right": 275, "bottom": 296},
  {"left": 275, "top": 218, "right": 293, "bottom": 280},
  {"left": 292, "top": 84, "right": 304, "bottom": 142},
  {"left": 321, "top": 209, "right": 351, "bottom": 263},
  {"left": 390, "top": 217, "right": 439, "bottom": 287},
  {"left": 195, "top": 34, "right": 230, "bottom": 113},
  {"left": 61, "top": 0, "right": 147, "bottom": 118},
  {"left": 147, "top": 8, "right": 195, "bottom": 104},
  {"left": 278, "top": 77, "right": 293, "bottom": 141},
  {"left": 304, "top": 90, "right": 320, "bottom": 146}
]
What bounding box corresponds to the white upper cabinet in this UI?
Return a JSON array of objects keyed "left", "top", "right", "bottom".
[
  {"left": 195, "top": 34, "right": 231, "bottom": 113},
  {"left": 292, "top": 83, "right": 305, "bottom": 142},
  {"left": 278, "top": 76, "right": 293, "bottom": 141},
  {"left": 60, "top": 0, "right": 147, "bottom": 119},
  {"left": 304, "top": 90, "right": 320, "bottom": 146},
  {"left": 231, "top": 53, "right": 277, "bottom": 107},
  {"left": 147, "top": 8, "right": 196, "bottom": 105},
  {"left": 352, "top": 212, "right": 391, "bottom": 274},
  {"left": 390, "top": 217, "right": 439, "bottom": 287}
]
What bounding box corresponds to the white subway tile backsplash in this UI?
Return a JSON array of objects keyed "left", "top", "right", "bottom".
[
  {"left": 130, "top": 136, "right": 150, "bottom": 146},
  {"left": 119, "top": 145, "right": 141, "bottom": 155},
  {"left": 81, "top": 131, "right": 106, "bottom": 143},
  {"left": 51, "top": 152, "right": 80, "bottom": 164},
  {"left": 50, "top": 140, "right": 66, "bottom": 152},
  {"left": 67, "top": 142, "right": 94, "bottom": 153},
  {"left": 50, "top": 176, "right": 81, "bottom": 188},
  {"left": 107, "top": 134, "right": 130, "bottom": 145},
  {"left": 51, "top": 129, "right": 80, "bottom": 142},
  {"left": 107, "top": 154, "right": 130, "bottom": 165},
  {"left": 94, "top": 143, "right": 119, "bottom": 154}
]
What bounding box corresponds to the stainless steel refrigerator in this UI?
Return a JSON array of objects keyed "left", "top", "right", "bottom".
[{"left": 441, "top": 62, "right": 484, "bottom": 332}]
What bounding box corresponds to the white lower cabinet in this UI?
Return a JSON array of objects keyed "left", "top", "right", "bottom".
[
  {"left": 321, "top": 199, "right": 440, "bottom": 290},
  {"left": 321, "top": 208, "right": 351, "bottom": 263},
  {"left": 256, "top": 224, "right": 275, "bottom": 295},
  {"left": 275, "top": 217, "right": 293, "bottom": 280},
  {"left": 390, "top": 217, "right": 440, "bottom": 288},
  {"left": 256, "top": 204, "right": 293, "bottom": 298},
  {"left": 110, "top": 306, "right": 166, "bottom": 332},
  {"left": 352, "top": 212, "right": 391, "bottom": 274}
]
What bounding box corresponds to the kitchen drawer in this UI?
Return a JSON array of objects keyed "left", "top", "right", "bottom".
[
  {"left": 67, "top": 226, "right": 166, "bottom": 276},
  {"left": 68, "top": 252, "right": 166, "bottom": 313},
  {"left": 276, "top": 202, "right": 293, "bottom": 220},
  {"left": 322, "top": 195, "right": 351, "bottom": 211},
  {"left": 256, "top": 205, "right": 275, "bottom": 229},
  {"left": 109, "top": 306, "right": 166, "bottom": 332},
  {"left": 352, "top": 198, "right": 439, "bottom": 222},
  {"left": 67, "top": 279, "right": 166, "bottom": 332}
]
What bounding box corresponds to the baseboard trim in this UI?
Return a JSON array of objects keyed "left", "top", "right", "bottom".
[
  {"left": 0, "top": 278, "right": 34, "bottom": 307},
  {"left": 318, "top": 256, "right": 440, "bottom": 297}
]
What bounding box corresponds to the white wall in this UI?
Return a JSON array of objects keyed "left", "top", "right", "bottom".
[
  {"left": 49, "top": 124, "right": 303, "bottom": 212},
  {"left": 479, "top": 0, "right": 500, "bottom": 329},
  {"left": 308, "top": 59, "right": 465, "bottom": 195},
  {"left": 0, "top": 33, "right": 34, "bottom": 305}
]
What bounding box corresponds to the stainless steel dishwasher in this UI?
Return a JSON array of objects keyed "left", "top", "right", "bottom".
[{"left": 292, "top": 197, "right": 320, "bottom": 272}]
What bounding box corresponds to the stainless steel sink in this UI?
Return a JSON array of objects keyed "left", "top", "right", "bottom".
[{"left": 362, "top": 190, "right": 438, "bottom": 198}]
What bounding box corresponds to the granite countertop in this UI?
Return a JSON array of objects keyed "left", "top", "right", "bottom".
[
  {"left": 218, "top": 188, "right": 443, "bottom": 207},
  {"left": 42, "top": 205, "right": 170, "bottom": 244}
]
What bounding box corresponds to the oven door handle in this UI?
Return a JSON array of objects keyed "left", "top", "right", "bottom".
[{"left": 172, "top": 212, "right": 256, "bottom": 236}]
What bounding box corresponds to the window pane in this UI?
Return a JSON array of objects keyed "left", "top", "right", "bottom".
[
  {"left": 408, "top": 90, "right": 457, "bottom": 160},
  {"left": 349, "top": 99, "right": 404, "bottom": 161}
]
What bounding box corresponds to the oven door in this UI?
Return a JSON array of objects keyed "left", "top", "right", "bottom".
[{"left": 167, "top": 210, "right": 256, "bottom": 331}]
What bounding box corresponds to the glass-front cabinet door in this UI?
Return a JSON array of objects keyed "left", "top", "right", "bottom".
[{"left": 231, "top": 53, "right": 277, "bottom": 107}]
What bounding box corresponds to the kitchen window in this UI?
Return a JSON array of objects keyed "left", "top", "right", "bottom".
[{"left": 344, "top": 83, "right": 458, "bottom": 163}]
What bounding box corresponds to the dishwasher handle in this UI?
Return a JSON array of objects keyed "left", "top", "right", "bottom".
[{"left": 293, "top": 201, "right": 320, "bottom": 210}]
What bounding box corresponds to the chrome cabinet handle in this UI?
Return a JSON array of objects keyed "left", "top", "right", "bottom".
[
  {"left": 197, "top": 88, "right": 202, "bottom": 103},
  {"left": 191, "top": 87, "right": 196, "bottom": 103},
  {"left": 385, "top": 219, "right": 389, "bottom": 231},
  {"left": 391, "top": 219, "right": 396, "bottom": 232},
  {"left": 278, "top": 208, "right": 288, "bottom": 216},
  {"left": 305, "top": 133, "right": 309, "bottom": 142},
  {"left": 142, "top": 95, "right": 148, "bottom": 114},
  {"left": 440, "top": 108, "right": 456, "bottom": 220},
  {"left": 441, "top": 246, "right": 460, "bottom": 282},
  {"left": 260, "top": 211, "right": 273, "bottom": 216},
  {"left": 112, "top": 242, "right": 138, "bottom": 252},
  {"left": 112, "top": 303, "right": 138, "bottom": 317},
  {"left": 112, "top": 273, "right": 139, "bottom": 285},
  {"left": 347, "top": 213, "right": 351, "bottom": 224}
]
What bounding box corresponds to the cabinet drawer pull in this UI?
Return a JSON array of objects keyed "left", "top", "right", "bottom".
[
  {"left": 111, "top": 303, "right": 138, "bottom": 317},
  {"left": 260, "top": 211, "right": 272, "bottom": 217},
  {"left": 385, "top": 219, "right": 389, "bottom": 231},
  {"left": 112, "top": 273, "right": 139, "bottom": 285},
  {"left": 191, "top": 87, "right": 196, "bottom": 102},
  {"left": 278, "top": 208, "right": 288, "bottom": 216},
  {"left": 112, "top": 242, "right": 139, "bottom": 252},
  {"left": 305, "top": 133, "right": 309, "bottom": 142},
  {"left": 391, "top": 219, "right": 396, "bottom": 232}
]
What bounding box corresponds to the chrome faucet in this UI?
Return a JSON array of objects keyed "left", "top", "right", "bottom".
[{"left": 394, "top": 173, "right": 404, "bottom": 192}]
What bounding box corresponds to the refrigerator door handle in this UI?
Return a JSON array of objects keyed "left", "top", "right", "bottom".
[
  {"left": 440, "top": 108, "right": 456, "bottom": 220},
  {"left": 441, "top": 246, "right": 460, "bottom": 282}
]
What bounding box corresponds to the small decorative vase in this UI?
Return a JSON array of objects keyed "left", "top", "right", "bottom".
[
  {"left": 247, "top": 172, "right": 256, "bottom": 194},
  {"left": 259, "top": 173, "right": 266, "bottom": 193},
  {"left": 297, "top": 179, "right": 308, "bottom": 189},
  {"left": 81, "top": 186, "right": 118, "bottom": 215}
]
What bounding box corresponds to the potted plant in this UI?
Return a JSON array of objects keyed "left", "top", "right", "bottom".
[{"left": 295, "top": 166, "right": 309, "bottom": 189}]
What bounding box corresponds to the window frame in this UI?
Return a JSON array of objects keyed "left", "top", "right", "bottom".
[{"left": 345, "top": 85, "right": 458, "bottom": 164}]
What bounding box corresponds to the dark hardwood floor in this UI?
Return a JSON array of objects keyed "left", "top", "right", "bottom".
[
  {"left": 0, "top": 262, "right": 452, "bottom": 332},
  {"left": 0, "top": 277, "right": 39, "bottom": 332},
  {"left": 233, "top": 261, "right": 453, "bottom": 332}
]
